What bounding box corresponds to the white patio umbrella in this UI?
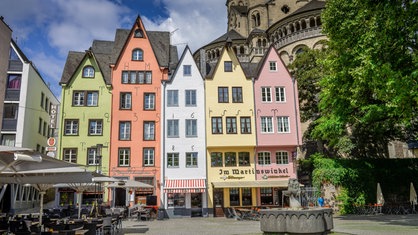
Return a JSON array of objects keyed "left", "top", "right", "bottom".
[
  {"left": 107, "top": 180, "right": 154, "bottom": 209},
  {"left": 54, "top": 183, "right": 96, "bottom": 219},
  {"left": 0, "top": 146, "right": 94, "bottom": 226},
  {"left": 377, "top": 182, "right": 385, "bottom": 205},
  {"left": 410, "top": 182, "right": 417, "bottom": 210}
]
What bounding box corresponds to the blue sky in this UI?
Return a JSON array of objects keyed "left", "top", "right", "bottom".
[{"left": 0, "top": 0, "right": 226, "bottom": 97}]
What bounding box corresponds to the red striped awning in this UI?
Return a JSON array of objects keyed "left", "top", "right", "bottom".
[{"left": 164, "top": 179, "right": 206, "bottom": 193}]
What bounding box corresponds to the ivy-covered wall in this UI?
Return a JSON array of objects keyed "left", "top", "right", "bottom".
[{"left": 301, "top": 154, "right": 418, "bottom": 214}]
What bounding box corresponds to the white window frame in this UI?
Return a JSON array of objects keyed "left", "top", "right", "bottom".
[
  {"left": 276, "top": 151, "right": 289, "bottom": 164},
  {"left": 185, "top": 90, "right": 196, "bottom": 106},
  {"left": 258, "top": 152, "right": 271, "bottom": 165},
  {"left": 277, "top": 116, "right": 290, "bottom": 133},
  {"left": 185, "top": 119, "right": 197, "bottom": 137},
  {"left": 89, "top": 119, "right": 103, "bottom": 135},
  {"left": 119, "top": 148, "right": 130, "bottom": 166},
  {"left": 144, "top": 121, "right": 155, "bottom": 140},
  {"left": 167, "top": 119, "right": 179, "bottom": 138},
  {"left": 119, "top": 121, "right": 131, "bottom": 140},
  {"left": 120, "top": 93, "right": 132, "bottom": 109},
  {"left": 64, "top": 119, "right": 79, "bottom": 135},
  {"left": 167, "top": 90, "right": 179, "bottom": 107},
  {"left": 269, "top": 61, "right": 277, "bottom": 71},
  {"left": 167, "top": 152, "right": 179, "bottom": 168},
  {"left": 275, "top": 86, "right": 286, "bottom": 102},
  {"left": 183, "top": 65, "right": 191, "bottom": 76},
  {"left": 186, "top": 152, "right": 198, "bottom": 168},
  {"left": 261, "top": 116, "right": 273, "bottom": 133},
  {"left": 143, "top": 148, "right": 155, "bottom": 166},
  {"left": 144, "top": 93, "right": 155, "bottom": 110},
  {"left": 261, "top": 87, "right": 272, "bottom": 102}
]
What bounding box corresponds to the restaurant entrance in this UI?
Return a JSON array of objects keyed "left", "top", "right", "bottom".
[{"left": 213, "top": 189, "right": 224, "bottom": 217}]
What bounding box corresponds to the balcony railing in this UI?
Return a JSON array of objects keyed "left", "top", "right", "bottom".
[
  {"left": 4, "top": 89, "right": 20, "bottom": 101},
  {"left": 8, "top": 60, "right": 23, "bottom": 71},
  {"left": 2, "top": 119, "right": 17, "bottom": 131}
]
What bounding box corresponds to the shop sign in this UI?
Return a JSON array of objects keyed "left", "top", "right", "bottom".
[{"left": 218, "top": 167, "right": 290, "bottom": 177}]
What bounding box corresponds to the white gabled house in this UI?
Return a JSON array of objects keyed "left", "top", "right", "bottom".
[{"left": 161, "top": 46, "right": 207, "bottom": 217}]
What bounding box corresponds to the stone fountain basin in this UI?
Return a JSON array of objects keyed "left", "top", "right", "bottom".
[{"left": 259, "top": 208, "right": 333, "bottom": 235}]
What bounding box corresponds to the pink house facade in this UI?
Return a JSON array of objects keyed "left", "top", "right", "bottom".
[{"left": 253, "top": 46, "right": 302, "bottom": 206}]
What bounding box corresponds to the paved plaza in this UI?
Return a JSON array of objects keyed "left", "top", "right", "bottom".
[{"left": 119, "top": 214, "right": 418, "bottom": 235}]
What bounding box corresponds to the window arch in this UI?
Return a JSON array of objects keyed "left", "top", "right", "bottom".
[
  {"left": 309, "top": 17, "right": 316, "bottom": 27},
  {"left": 132, "top": 48, "right": 143, "bottom": 61},
  {"left": 82, "top": 66, "right": 95, "bottom": 78},
  {"left": 239, "top": 46, "right": 245, "bottom": 55},
  {"left": 301, "top": 20, "right": 307, "bottom": 30},
  {"left": 251, "top": 11, "right": 261, "bottom": 27}
]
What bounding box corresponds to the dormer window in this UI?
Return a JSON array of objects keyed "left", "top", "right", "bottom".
[
  {"left": 132, "top": 49, "right": 143, "bottom": 61},
  {"left": 134, "top": 29, "right": 144, "bottom": 38},
  {"left": 82, "top": 66, "right": 95, "bottom": 78}
]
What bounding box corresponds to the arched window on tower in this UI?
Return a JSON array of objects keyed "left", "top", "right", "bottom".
[
  {"left": 240, "top": 46, "right": 245, "bottom": 55},
  {"left": 82, "top": 66, "right": 95, "bottom": 78},
  {"left": 251, "top": 11, "right": 261, "bottom": 28},
  {"left": 301, "top": 20, "right": 307, "bottom": 30},
  {"left": 132, "top": 48, "right": 143, "bottom": 61},
  {"left": 309, "top": 17, "right": 316, "bottom": 28},
  {"left": 316, "top": 17, "right": 322, "bottom": 26}
]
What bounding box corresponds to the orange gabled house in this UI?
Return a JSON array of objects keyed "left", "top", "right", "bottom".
[{"left": 108, "top": 15, "right": 178, "bottom": 208}]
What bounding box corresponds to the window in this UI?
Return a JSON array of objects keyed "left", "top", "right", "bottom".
[
  {"left": 121, "top": 71, "right": 152, "bottom": 84},
  {"left": 40, "top": 92, "right": 44, "bottom": 107},
  {"left": 258, "top": 152, "right": 271, "bottom": 165},
  {"left": 82, "top": 66, "right": 95, "bottom": 78},
  {"left": 132, "top": 48, "right": 143, "bottom": 61},
  {"left": 224, "top": 61, "right": 232, "bottom": 72},
  {"left": 167, "top": 153, "right": 179, "bottom": 168},
  {"left": 239, "top": 152, "right": 250, "bottom": 166},
  {"left": 45, "top": 98, "right": 49, "bottom": 112},
  {"left": 225, "top": 152, "right": 237, "bottom": 166},
  {"left": 119, "top": 121, "right": 131, "bottom": 140},
  {"left": 43, "top": 121, "right": 47, "bottom": 136},
  {"left": 119, "top": 148, "right": 130, "bottom": 166},
  {"left": 143, "top": 148, "right": 155, "bottom": 166},
  {"left": 167, "top": 193, "right": 185, "bottom": 208},
  {"left": 144, "top": 121, "right": 155, "bottom": 140},
  {"left": 232, "top": 87, "right": 243, "bottom": 103},
  {"left": 167, "top": 119, "right": 179, "bottom": 137},
  {"left": 211, "top": 117, "right": 223, "bottom": 134},
  {"left": 73, "top": 91, "right": 98, "bottom": 106},
  {"left": 277, "top": 116, "right": 290, "bottom": 133},
  {"left": 3, "top": 103, "right": 18, "bottom": 119},
  {"left": 122, "top": 71, "right": 129, "bottom": 84},
  {"left": 63, "top": 148, "right": 77, "bottom": 163},
  {"left": 185, "top": 90, "right": 196, "bottom": 106},
  {"left": 269, "top": 61, "right": 277, "bottom": 71},
  {"left": 218, "top": 87, "right": 229, "bottom": 103},
  {"left": 120, "top": 93, "right": 132, "bottom": 109},
  {"left": 183, "top": 65, "right": 191, "bottom": 76},
  {"left": 276, "top": 151, "right": 289, "bottom": 164},
  {"left": 38, "top": 118, "right": 42, "bottom": 134},
  {"left": 87, "top": 91, "right": 98, "bottom": 106},
  {"left": 186, "top": 119, "right": 197, "bottom": 137},
  {"left": 73, "top": 91, "right": 84, "bottom": 106},
  {"left": 134, "top": 29, "right": 144, "bottom": 38},
  {"left": 144, "top": 93, "right": 155, "bottom": 110},
  {"left": 186, "top": 152, "right": 198, "bottom": 168},
  {"left": 64, "top": 119, "right": 79, "bottom": 135},
  {"left": 275, "top": 87, "right": 286, "bottom": 102},
  {"left": 261, "top": 116, "right": 273, "bottom": 133},
  {"left": 7, "top": 74, "right": 21, "bottom": 89},
  {"left": 87, "top": 148, "right": 100, "bottom": 166},
  {"left": 240, "top": 117, "right": 251, "bottom": 134},
  {"left": 230, "top": 188, "right": 239, "bottom": 206},
  {"left": 260, "top": 188, "right": 273, "bottom": 205},
  {"left": 261, "top": 87, "right": 272, "bottom": 102},
  {"left": 242, "top": 188, "right": 252, "bottom": 206},
  {"left": 1, "top": 134, "right": 15, "bottom": 146},
  {"left": 211, "top": 152, "right": 223, "bottom": 167},
  {"left": 167, "top": 90, "right": 178, "bottom": 106},
  {"left": 226, "top": 117, "right": 237, "bottom": 134},
  {"left": 89, "top": 119, "right": 103, "bottom": 135}
]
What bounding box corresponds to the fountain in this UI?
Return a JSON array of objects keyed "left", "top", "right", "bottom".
[{"left": 259, "top": 179, "right": 333, "bottom": 234}]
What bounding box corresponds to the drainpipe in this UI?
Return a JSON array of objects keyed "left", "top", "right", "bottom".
[
  {"left": 292, "top": 77, "right": 300, "bottom": 178},
  {"left": 161, "top": 80, "right": 167, "bottom": 211}
]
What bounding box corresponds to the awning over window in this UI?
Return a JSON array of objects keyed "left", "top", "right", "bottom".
[
  {"left": 212, "top": 180, "right": 290, "bottom": 188},
  {"left": 164, "top": 179, "right": 206, "bottom": 193}
]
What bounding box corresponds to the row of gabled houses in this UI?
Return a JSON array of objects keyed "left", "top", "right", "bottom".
[{"left": 56, "top": 16, "right": 301, "bottom": 218}]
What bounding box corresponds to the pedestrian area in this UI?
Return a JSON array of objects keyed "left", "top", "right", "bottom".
[{"left": 119, "top": 214, "right": 418, "bottom": 235}]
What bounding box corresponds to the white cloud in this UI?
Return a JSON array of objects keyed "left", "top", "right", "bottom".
[{"left": 0, "top": 0, "right": 228, "bottom": 97}]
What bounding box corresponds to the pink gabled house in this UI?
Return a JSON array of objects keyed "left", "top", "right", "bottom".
[
  {"left": 109, "top": 16, "right": 177, "bottom": 208},
  {"left": 253, "top": 45, "right": 302, "bottom": 206}
]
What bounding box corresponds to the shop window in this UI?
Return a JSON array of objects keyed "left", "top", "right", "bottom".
[
  {"left": 167, "top": 193, "right": 185, "bottom": 208},
  {"left": 260, "top": 188, "right": 273, "bottom": 205},
  {"left": 229, "top": 188, "right": 240, "bottom": 206}
]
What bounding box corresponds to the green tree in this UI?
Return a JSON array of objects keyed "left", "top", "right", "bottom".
[{"left": 315, "top": 0, "right": 418, "bottom": 158}]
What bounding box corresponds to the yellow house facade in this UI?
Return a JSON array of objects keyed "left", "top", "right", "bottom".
[{"left": 204, "top": 45, "right": 257, "bottom": 216}]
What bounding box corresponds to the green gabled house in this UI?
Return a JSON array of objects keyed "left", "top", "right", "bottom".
[{"left": 57, "top": 40, "right": 113, "bottom": 204}]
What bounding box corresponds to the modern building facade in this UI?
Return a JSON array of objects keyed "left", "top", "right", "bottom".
[
  {"left": 162, "top": 46, "right": 207, "bottom": 217},
  {"left": 0, "top": 17, "right": 60, "bottom": 213}
]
